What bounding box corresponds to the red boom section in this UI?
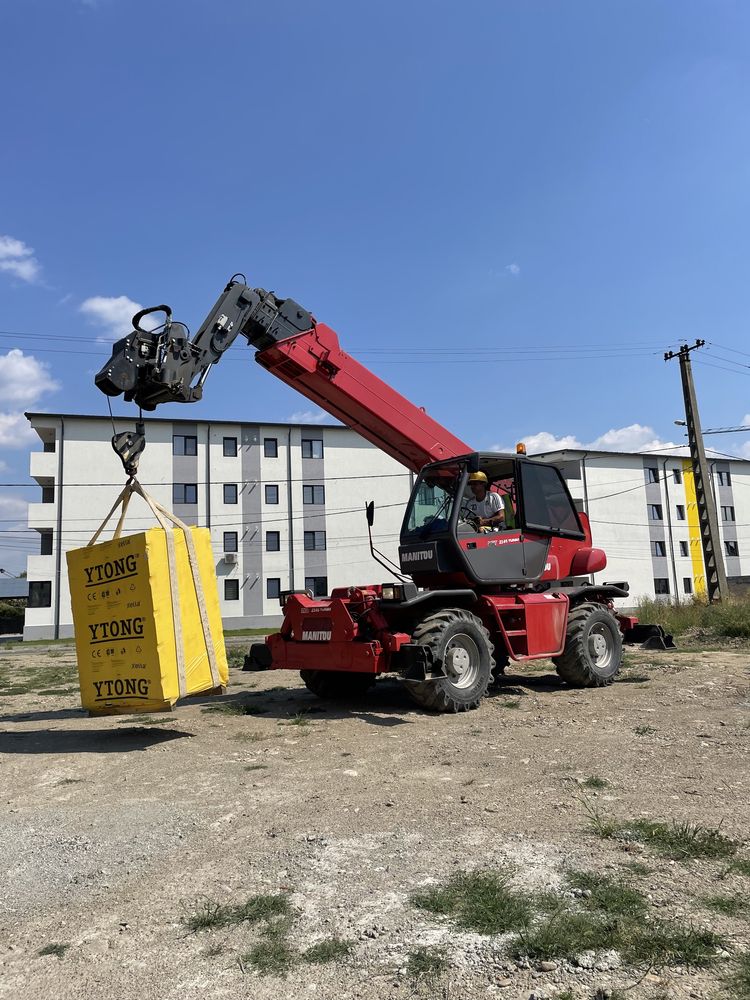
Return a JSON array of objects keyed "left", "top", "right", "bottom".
[{"left": 255, "top": 322, "right": 470, "bottom": 474}]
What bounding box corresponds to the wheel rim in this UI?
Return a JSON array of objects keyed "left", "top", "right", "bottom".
[
  {"left": 588, "top": 622, "right": 613, "bottom": 669},
  {"left": 444, "top": 632, "right": 481, "bottom": 689}
]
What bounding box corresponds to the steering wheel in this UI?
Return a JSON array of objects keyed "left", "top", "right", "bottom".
[{"left": 458, "top": 504, "right": 482, "bottom": 532}]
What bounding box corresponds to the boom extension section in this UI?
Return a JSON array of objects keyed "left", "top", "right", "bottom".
[{"left": 96, "top": 277, "right": 469, "bottom": 474}]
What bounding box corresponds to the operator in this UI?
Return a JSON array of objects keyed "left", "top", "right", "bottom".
[{"left": 465, "top": 472, "right": 505, "bottom": 531}]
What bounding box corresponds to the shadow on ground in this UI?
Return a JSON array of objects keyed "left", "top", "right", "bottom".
[{"left": 0, "top": 727, "right": 193, "bottom": 755}]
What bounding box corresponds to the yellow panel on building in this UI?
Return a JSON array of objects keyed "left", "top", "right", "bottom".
[{"left": 682, "top": 459, "right": 706, "bottom": 598}]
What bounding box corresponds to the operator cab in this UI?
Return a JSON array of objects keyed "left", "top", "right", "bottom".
[{"left": 399, "top": 452, "right": 587, "bottom": 588}]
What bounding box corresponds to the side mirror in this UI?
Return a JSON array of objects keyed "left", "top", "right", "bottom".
[{"left": 366, "top": 501, "right": 375, "bottom": 527}]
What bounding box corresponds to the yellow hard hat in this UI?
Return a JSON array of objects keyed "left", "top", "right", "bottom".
[{"left": 468, "top": 471, "right": 488, "bottom": 484}]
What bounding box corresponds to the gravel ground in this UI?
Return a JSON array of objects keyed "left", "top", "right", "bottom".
[{"left": 1, "top": 638, "right": 749, "bottom": 1000}]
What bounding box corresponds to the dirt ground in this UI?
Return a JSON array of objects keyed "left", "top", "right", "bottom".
[{"left": 1, "top": 638, "right": 749, "bottom": 1000}]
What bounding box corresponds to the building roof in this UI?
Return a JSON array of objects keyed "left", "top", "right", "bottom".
[
  {"left": 533, "top": 447, "right": 750, "bottom": 466},
  {"left": 25, "top": 412, "right": 346, "bottom": 431},
  {"left": 0, "top": 579, "right": 29, "bottom": 600}
]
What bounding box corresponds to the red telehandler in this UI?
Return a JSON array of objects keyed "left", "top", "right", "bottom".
[{"left": 96, "top": 276, "right": 662, "bottom": 713}]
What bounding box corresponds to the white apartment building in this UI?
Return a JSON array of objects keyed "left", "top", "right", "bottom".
[
  {"left": 535, "top": 448, "right": 750, "bottom": 603},
  {"left": 22, "top": 416, "right": 750, "bottom": 638},
  {"left": 23, "top": 413, "right": 413, "bottom": 639}
]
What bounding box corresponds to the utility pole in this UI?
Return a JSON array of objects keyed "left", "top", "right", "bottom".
[{"left": 664, "top": 340, "right": 729, "bottom": 603}]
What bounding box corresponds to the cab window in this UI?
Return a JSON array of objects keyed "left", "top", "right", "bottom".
[{"left": 520, "top": 463, "right": 582, "bottom": 535}]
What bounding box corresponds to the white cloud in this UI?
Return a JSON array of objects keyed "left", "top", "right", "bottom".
[
  {"left": 0, "top": 234, "right": 41, "bottom": 283},
  {"left": 0, "top": 411, "right": 38, "bottom": 449},
  {"left": 0, "top": 495, "right": 28, "bottom": 523},
  {"left": 0, "top": 350, "right": 60, "bottom": 406},
  {"left": 287, "top": 409, "right": 337, "bottom": 425},
  {"left": 505, "top": 263, "right": 521, "bottom": 277},
  {"left": 493, "top": 422, "right": 681, "bottom": 456},
  {"left": 80, "top": 294, "right": 159, "bottom": 342},
  {"left": 742, "top": 414, "right": 750, "bottom": 427}
]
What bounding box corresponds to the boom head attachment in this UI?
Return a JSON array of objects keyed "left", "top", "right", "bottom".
[{"left": 94, "top": 277, "right": 314, "bottom": 411}]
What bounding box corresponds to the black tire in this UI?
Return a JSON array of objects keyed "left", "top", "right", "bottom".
[
  {"left": 405, "top": 608, "right": 494, "bottom": 712},
  {"left": 300, "top": 669, "right": 375, "bottom": 700},
  {"left": 553, "top": 602, "right": 623, "bottom": 688}
]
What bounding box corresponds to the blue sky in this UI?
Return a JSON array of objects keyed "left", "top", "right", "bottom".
[{"left": 1, "top": 0, "right": 750, "bottom": 571}]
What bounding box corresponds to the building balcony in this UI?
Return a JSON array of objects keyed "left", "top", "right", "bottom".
[
  {"left": 27, "top": 503, "right": 56, "bottom": 530},
  {"left": 26, "top": 554, "right": 55, "bottom": 576},
  {"left": 29, "top": 450, "right": 57, "bottom": 483}
]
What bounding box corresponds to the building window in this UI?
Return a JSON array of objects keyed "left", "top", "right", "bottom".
[
  {"left": 173, "top": 483, "right": 197, "bottom": 504},
  {"left": 648, "top": 504, "right": 663, "bottom": 521},
  {"left": 267, "top": 577, "right": 281, "bottom": 600},
  {"left": 265, "top": 484, "right": 279, "bottom": 504},
  {"left": 645, "top": 467, "right": 659, "bottom": 484},
  {"left": 676, "top": 505, "right": 686, "bottom": 521},
  {"left": 718, "top": 470, "right": 732, "bottom": 487},
  {"left": 223, "top": 436, "right": 237, "bottom": 457},
  {"left": 43, "top": 439, "right": 56, "bottom": 453},
  {"left": 40, "top": 530, "right": 53, "bottom": 556},
  {"left": 679, "top": 541, "right": 689, "bottom": 557},
  {"left": 303, "top": 485, "right": 325, "bottom": 505},
  {"left": 41, "top": 485, "right": 54, "bottom": 504},
  {"left": 264, "top": 438, "right": 278, "bottom": 458},
  {"left": 651, "top": 540, "right": 666, "bottom": 557},
  {"left": 28, "top": 581, "right": 52, "bottom": 608},
  {"left": 302, "top": 438, "right": 324, "bottom": 459},
  {"left": 266, "top": 531, "right": 280, "bottom": 552},
  {"left": 654, "top": 578, "right": 670, "bottom": 596},
  {"left": 173, "top": 434, "right": 197, "bottom": 456},
  {"left": 224, "top": 579, "right": 239, "bottom": 601},
  {"left": 683, "top": 578, "right": 693, "bottom": 595},
  {"left": 223, "top": 483, "right": 238, "bottom": 504},
  {"left": 223, "top": 531, "right": 238, "bottom": 553},
  {"left": 725, "top": 540, "right": 740, "bottom": 557},
  {"left": 305, "top": 576, "right": 328, "bottom": 597},
  {"left": 721, "top": 505, "right": 736, "bottom": 522},
  {"left": 673, "top": 468, "right": 682, "bottom": 484},
  {"left": 304, "top": 530, "right": 326, "bottom": 551}
]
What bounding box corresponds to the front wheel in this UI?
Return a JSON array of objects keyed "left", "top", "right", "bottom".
[
  {"left": 405, "top": 608, "right": 494, "bottom": 712},
  {"left": 553, "top": 603, "right": 622, "bottom": 688}
]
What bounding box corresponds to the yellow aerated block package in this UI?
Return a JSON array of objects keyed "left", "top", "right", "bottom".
[{"left": 67, "top": 483, "right": 228, "bottom": 715}]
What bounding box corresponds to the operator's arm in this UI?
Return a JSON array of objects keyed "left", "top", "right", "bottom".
[{"left": 479, "top": 493, "right": 505, "bottom": 529}]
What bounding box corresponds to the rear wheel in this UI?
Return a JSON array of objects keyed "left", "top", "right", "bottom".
[
  {"left": 300, "top": 669, "right": 375, "bottom": 700},
  {"left": 553, "top": 602, "right": 622, "bottom": 687},
  {"left": 405, "top": 608, "right": 494, "bottom": 712}
]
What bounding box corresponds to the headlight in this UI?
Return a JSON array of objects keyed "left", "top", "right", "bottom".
[{"left": 381, "top": 584, "right": 403, "bottom": 601}]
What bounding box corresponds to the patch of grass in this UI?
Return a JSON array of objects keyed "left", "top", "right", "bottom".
[
  {"left": 201, "top": 700, "right": 250, "bottom": 715},
  {"left": 583, "top": 776, "right": 609, "bottom": 789},
  {"left": 121, "top": 715, "right": 172, "bottom": 725},
  {"left": 498, "top": 699, "right": 521, "bottom": 709},
  {"left": 184, "top": 893, "right": 290, "bottom": 932},
  {"left": 726, "top": 951, "right": 750, "bottom": 1000},
  {"left": 620, "top": 861, "right": 651, "bottom": 877},
  {"left": 634, "top": 724, "right": 657, "bottom": 736},
  {"left": 412, "top": 869, "right": 531, "bottom": 934},
  {"left": 244, "top": 937, "right": 297, "bottom": 976},
  {"left": 226, "top": 648, "right": 248, "bottom": 668},
  {"left": 287, "top": 712, "right": 311, "bottom": 726},
  {"left": 703, "top": 894, "right": 750, "bottom": 918},
  {"left": 38, "top": 943, "right": 69, "bottom": 958},
  {"left": 56, "top": 778, "right": 83, "bottom": 786},
  {"left": 230, "top": 733, "right": 262, "bottom": 743},
  {"left": 37, "top": 687, "right": 78, "bottom": 695},
  {"left": 636, "top": 594, "right": 750, "bottom": 640},
  {"left": 615, "top": 820, "right": 736, "bottom": 860},
  {"left": 621, "top": 923, "right": 725, "bottom": 969},
  {"left": 303, "top": 937, "right": 352, "bottom": 964},
  {"left": 244, "top": 764, "right": 268, "bottom": 772},
  {"left": 584, "top": 800, "right": 737, "bottom": 860},
  {"left": 567, "top": 870, "right": 647, "bottom": 919},
  {"left": 728, "top": 860, "right": 750, "bottom": 878},
  {"left": 224, "top": 628, "right": 275, "bottom": 636},
  {"left": 406, "top": 945, "right": 449, "bottom": 981}
]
